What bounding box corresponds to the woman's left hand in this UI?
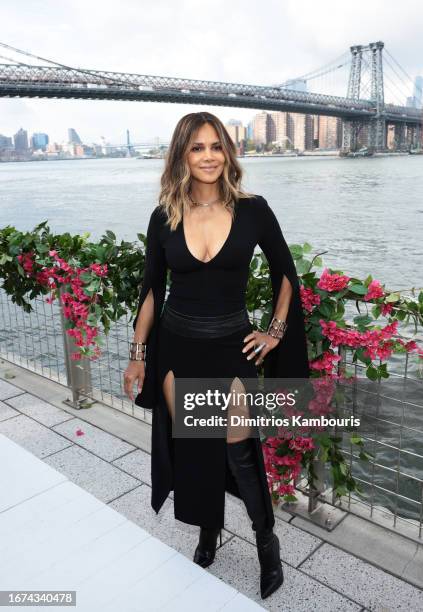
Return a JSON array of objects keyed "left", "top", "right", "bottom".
[{"left": 242, "top": 330, "right": 280, "bottom": 366}]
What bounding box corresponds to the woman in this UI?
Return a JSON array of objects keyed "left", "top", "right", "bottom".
[{"left": 124, "top": 111, "right": 309, "bottom": 600}]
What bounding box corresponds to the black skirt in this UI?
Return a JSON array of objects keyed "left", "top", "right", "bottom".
[{"left": 150, "top": 302, "right": 276, "bottom": 530}]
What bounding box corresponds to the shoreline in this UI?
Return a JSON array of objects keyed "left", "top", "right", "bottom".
[{"left": 0, "top": 150, "right": 419, "bottom": 164}]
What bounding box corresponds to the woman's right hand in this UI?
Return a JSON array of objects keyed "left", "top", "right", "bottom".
[{"left": 124, "top": 360, "right": 145, "bottom": 402}]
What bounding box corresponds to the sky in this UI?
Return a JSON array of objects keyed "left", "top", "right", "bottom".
[{"left": 0, "top": 0, "right": 422, "bottom": 145}]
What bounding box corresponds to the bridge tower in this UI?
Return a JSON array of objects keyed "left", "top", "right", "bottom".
[{"left": 342, "top": 41, "right": 387, "bottom": 153}]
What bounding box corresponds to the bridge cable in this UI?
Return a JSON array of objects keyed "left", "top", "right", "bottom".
[
  {"left": 0, "top": 41, "right": 140, "bottom": 90},
  {"left": 271, "top": 51, "right": 350, "bottom": 87}
]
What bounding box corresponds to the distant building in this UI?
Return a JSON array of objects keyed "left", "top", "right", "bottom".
[
  {"left": 13, "top": 128, "right": 29, "bottom": 153},
  {"left": 318, "top": 116, "right": 342, "bottom": 149},
  {"left": 252, "top": 111, "right": 272, "bottom": 146},
  {"left": 225, "top": 120, "right": 246, "bottom": 148},
  {"left": 68, "top": 128, "right": 82, "bottom": 144},
  {"left": 46, "top": 142, "right": 62, "bottom": 157},
  {"left": 413, "top": 76, "right": 423, "bottom": 109},
  {"left": 290, "top": 113, "right": 314, "bottom": 151},
  {"left": 269, "top": 111, "right": 291, "bottom": 150},
  {"left": 31, "top": 133, "right": 49, "bottom": 151},
  {"left": 0, "top": 134, "right": 13, "bottom": 149}
]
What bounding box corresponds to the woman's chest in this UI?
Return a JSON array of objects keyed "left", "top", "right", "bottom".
[{"left": 163, "top": 206, "right": 258, "bottom": 273}]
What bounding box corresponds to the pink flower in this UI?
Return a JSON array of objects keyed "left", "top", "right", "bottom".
[
  {"left": 278, "top": 483, "right": 296, "bottom": 496},
  {"left": 310, "top": 350, "right": 341, "bottom": 374},
  {"left": 364, "top": 280, "right": 385, "bottom": 301},
  {"left": 300, "top": 286, "right": 321, "bottom": 312},
  {"left": 75, "top": 428, "right": 85, "bottom": 436},
  {"left": 317, "top": 268, "right": 350, "bottom": 292},
  {"left": 381, "top": 303, "right": 393, "bottom": 316}
]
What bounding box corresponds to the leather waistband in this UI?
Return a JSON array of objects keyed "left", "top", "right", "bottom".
[{"left": 160, "top": 302, "right": 251, "bottom": 338}]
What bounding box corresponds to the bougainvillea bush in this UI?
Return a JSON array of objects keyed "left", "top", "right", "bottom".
[{"left": 1, "top": 223, "right": 422, "bottom": 505}]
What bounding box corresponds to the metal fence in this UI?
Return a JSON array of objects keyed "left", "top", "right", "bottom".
[{"left": 0, "top": 286, "right": 421, "bottom": 542}]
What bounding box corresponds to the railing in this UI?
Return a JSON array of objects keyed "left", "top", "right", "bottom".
[{"left": 1, "top": 286, "right": 422, "bottom": 542}]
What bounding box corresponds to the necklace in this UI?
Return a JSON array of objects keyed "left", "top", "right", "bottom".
[{"left": 188, "top": 194, "right": 221, "bottom": 207}]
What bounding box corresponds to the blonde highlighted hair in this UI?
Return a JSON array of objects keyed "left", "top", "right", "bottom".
[{"left": 158, "top": 111, "right": 254, "bottom": 230}]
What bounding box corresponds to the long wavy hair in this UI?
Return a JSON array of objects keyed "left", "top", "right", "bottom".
[{"left": 158, "top": 112, "right": 254, "bottom": 230}]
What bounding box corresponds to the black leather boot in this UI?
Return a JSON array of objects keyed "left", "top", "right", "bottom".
[
  {"left": 227, "top": 438, "right": 283, "bottom": 599},
  {"left": 193, "top": 526, "right": 222, "bottom": 568},
  {"left": 255, "top": 527, "right": 284, "bottom": 599}
]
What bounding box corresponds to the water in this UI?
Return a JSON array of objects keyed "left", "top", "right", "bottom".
[
  {"left": 1, "top": 155, "right": 422, "bottom": 290},
  {"left": 1, "top": 155, "right": 422, "bottom": 523}
]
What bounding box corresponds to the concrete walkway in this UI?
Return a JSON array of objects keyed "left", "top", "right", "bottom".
[
  {"left": 0, "top": 433, "right": 263, "bottom": 611},
  {"left": 0, "top": 365, "right": 422, "bottom": 611}
]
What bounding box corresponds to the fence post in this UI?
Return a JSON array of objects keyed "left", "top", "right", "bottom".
[
  {"left": 308, "top": 446, "right": 326, "bottom": 513},
  {"left": 59, "top": 285, "right": 93, "bottom": 409}
]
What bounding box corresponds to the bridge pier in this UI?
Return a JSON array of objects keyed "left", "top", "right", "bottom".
[
  {"left": 393, "top": 124, "right": 407, "bottom": 151},
  {"left": 368, "top": 116, "right": 387, "bottom": 152},
  {"left": 341, "top": 119, "right": 365, "bottom": 153}
]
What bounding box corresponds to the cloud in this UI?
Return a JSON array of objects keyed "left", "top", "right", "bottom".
[{"left": 0, "top": 0, "right": 421, "bottom": 142}]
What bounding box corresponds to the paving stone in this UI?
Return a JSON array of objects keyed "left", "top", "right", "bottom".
[
  {"left": 208, "top": 536, "right": 361, "bottom": 611},
  {"left": 292, "top": 511, "right": 423, "bottom": 589},
  {"left": 43, "top": 444, "right": 140, "bottom": 503},
  {"left": 112, "top": 448, "right": 175, "bottom": 498},
  {"left": 300, "top": 542, "right": 423, "bottom": 611},
  {"left": 0, "top": 414, "right": 72, "bottom": 458},
  {"left": 52, "top": 417, "right": 136, "bottom": 461},
  {"left": 6, "top": 392, "right": 74, "bottom": 427},
  {"left": 112, "top": 448, "right": 153, "bottom": 485},
  {"left": 0, "top": 400, "right": 19, "bottom": 421},
  {"left": 109, "top": 484, "right": 232, "bottom": 559},
  {"left": 224, "top": 494, "right": 322, "bottom": 567},
  {"left": 0, "top": 379, "right": 25, "bottom": 401}
]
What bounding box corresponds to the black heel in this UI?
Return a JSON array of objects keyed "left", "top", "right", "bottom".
[
  {"left": 256, "top": 528, "right": 284, "bottom": 599},
  {"left": 193, "top": 526, "right": 221, "bottom": 568}
]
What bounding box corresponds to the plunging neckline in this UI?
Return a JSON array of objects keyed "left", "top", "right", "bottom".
[{"left": 182, "top": 202, "right": 237, "bottom": 265}]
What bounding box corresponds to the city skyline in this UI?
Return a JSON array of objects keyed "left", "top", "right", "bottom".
[{"left": 1, "top": 0, "right": 422, "bottom": 144}]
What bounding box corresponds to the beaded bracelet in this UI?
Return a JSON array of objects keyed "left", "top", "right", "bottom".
[
  {"left": 129, "top": 341, "right": 147, "bottom": 362},
  {"left": 266, "top": 316, "right": 288, "bottom": 340}
]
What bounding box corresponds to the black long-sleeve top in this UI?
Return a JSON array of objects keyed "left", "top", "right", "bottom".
[{"left": 133, "top": 194, "right": 310, "bottom": 409}]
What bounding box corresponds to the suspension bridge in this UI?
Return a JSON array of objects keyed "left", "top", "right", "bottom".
[{"left": 0, "top": 40, "right": 421, "bottom": 153}]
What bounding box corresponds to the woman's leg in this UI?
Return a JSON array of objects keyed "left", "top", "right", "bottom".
[
  {"left": 225, "top": 378, "right": 283, "bottom": 599},
  {"left": 162, "top": 369, "right": 175, "bottom": 423}
]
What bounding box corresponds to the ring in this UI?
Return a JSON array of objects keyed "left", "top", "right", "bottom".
[{"left": 253, "top": 342, "right": 266, "bottom": 354}]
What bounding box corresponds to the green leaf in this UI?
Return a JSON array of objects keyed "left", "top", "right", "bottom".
[
  {"left": 372, "top": 304, "right": 382, "bottom": 318},
  {"left": 386, "top": 292, "right": 400, "bottom": 303},
  {"left": 339, "top": 461, "right": 348, "bottom": 476},
  {"left": 282, "top": 494, "right": 298, "bottom": 502},
  {"left": 353, "top": 314, "right": 373, "bottom": 326},
  {"left": 289, "top": 245, "right": 303, "bottom": 260},
  {"left": 334, "top": 485, "right": 348, "bottom": 496},
  {"left": 349, "top": 284, "right": 368, "bottom": 295},
  {"left": 366, "top": 365, "right": 379, "bottom": 380}
]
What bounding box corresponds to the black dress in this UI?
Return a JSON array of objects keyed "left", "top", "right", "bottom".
[{"left": 133, "top": 195, "right": 310, "bottom": 529}]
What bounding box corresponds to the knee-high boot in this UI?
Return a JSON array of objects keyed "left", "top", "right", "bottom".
[{"left": 226, "top": 437, "right": 284, "bottom": 599}]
